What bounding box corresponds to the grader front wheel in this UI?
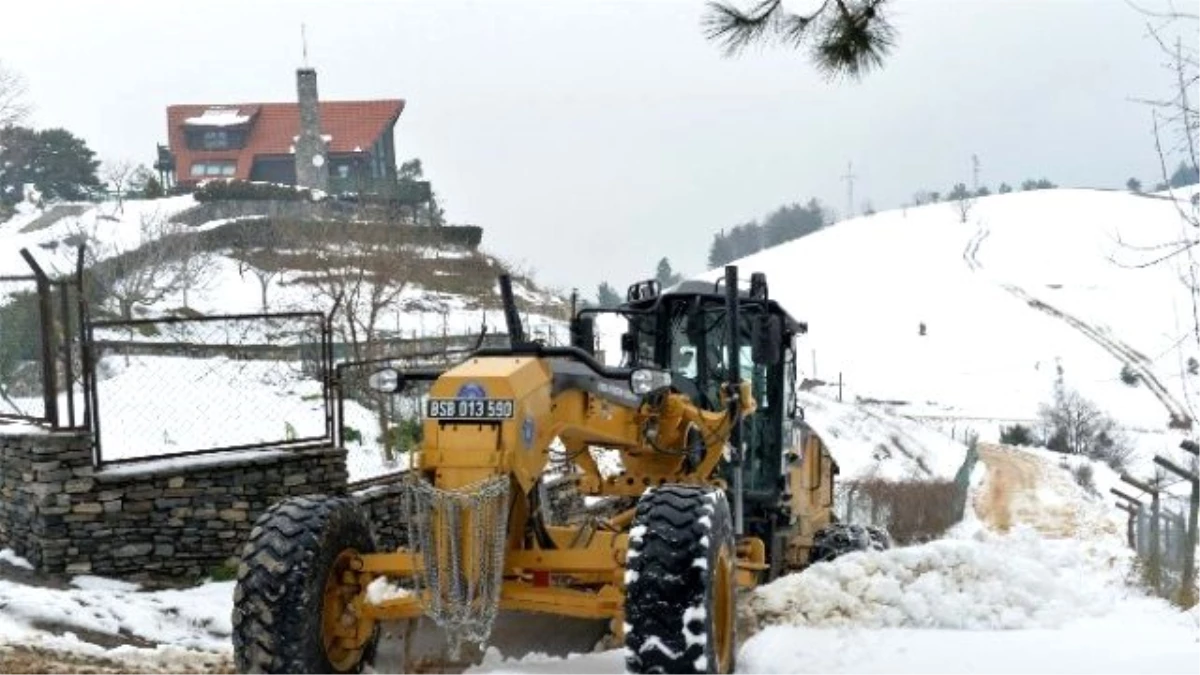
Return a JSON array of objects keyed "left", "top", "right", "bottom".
[
  {"left": 624, "top": 485, "right": 737, "bottom": 675},
  {"left": 232, "top": 495, "right": 379, "bottom": 674}
]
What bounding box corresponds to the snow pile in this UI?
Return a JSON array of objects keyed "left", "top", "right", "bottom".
[
  {"left": 0, "top": 574, "right": 234, "bottom": 653},
  {"left": 745, "top": 526, "right": 1133, "bottom": 633},
  {"left": 365, "top": 577, "right": 412, "bottom": 605},
  {"left": 799, "top": 392, "right": 967, "bottom": 481}
]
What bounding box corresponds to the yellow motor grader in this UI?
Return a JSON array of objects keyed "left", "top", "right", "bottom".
[{"left": 231, "top": 265, "right": 886, "bottom": 674}]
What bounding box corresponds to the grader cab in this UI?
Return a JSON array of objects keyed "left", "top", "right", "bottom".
[{"left": 231, "top": 265, "right": 887, "bottom": 674}]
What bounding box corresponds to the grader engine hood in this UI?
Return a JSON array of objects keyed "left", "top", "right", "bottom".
[{"left": 417, "top": 356, "right": 554, "bottom": 492}]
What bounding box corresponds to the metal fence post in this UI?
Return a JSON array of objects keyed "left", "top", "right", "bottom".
[{"left": 19, "top": 249, "right": 59, "bottom": 427}]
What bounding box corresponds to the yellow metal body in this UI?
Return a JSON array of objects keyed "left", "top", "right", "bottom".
[{"left": 326, "top": 353, "right": 839, "bottom": 655}]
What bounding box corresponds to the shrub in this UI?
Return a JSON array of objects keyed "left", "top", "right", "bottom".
[
  {"left": 193, "top": 179, "right": 316, "bottom": 203},
  {"left": 1119, "top": 364, "right": 1139, "bottom": 386},
  {"left": 1071, "top": 463, "right": 1096, "bottom": 494},
  {"left": 846, "top": 479, "right": 961, "bottom": 545},
  {"left": 1188, "top": 357, "right": 1198, "bottom": 376},
  {"left": 1000, "top": 424, "right": 1035, "bottom": 446}
]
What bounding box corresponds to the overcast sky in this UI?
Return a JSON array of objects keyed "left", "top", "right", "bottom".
[{"left": 1, "top": 0, "right": 1190, "bottom": 295}]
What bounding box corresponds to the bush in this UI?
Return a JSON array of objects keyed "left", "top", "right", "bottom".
[
  {"left": 1038, "top": 383, "right": 1133, "bottom": 471},
  {"left": 1188, "top": 357, "right": 1198, "bottom": 376},
  {"left": 382, "top": 417, "right": 423, "bottom": 453},
  {"left": 1071, "top": 463, "right": 1096, "bottom": 493},
  {"left": 1000, "top": 424, "right": 1035, "bottom": 446},
  {"left": 193, "top": 179, "right": 317, "bottom": 203},
  {"left": 844, "top": 479, "right": 961, "bottom": 545},
  {"left": 1119, "top": 364, "right": 1139, "bottom": 386}
]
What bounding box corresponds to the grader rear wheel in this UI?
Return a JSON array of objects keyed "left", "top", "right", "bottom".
[
  {"left": 623, "top": 484, "right": 737, "bottom": 674},
  {"left": 232, "top": 495, "right": 379, "bottom": 674}
]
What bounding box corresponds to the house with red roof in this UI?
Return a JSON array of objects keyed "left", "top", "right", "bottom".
[{"left": 159, "top": 69, "right": 404, "bottom": 194}]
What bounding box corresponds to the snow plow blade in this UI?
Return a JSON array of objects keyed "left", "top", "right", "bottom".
[{"left": 372, "top": 610, "right": 610, "bottom": 672}]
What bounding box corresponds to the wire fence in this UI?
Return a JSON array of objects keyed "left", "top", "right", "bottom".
[
  {"left": 1130, "top": 492, "right": 1198, "bottom": 604},
  {"left": 85, "top": 311, "right": 333, "bottom": 466},
  {"left": 0, "top": 249, "right": 88, "bottom": 430}
]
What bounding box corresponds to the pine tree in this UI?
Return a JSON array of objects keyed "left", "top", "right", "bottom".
[
  {"left": 596, "top": 282, "right": 622, "bottom": 308},
  {"left": 655, "top": 258, "right": 682, "bottom": 288},
  {"left": 998, "top": 183, "right": 1013, "bottom": 194},
  {"left": 1126, "top": 177, "right": 1143, "bottom": 193},
  {"left": 143, "top": 175, "right": 164, "bottom": 199}
]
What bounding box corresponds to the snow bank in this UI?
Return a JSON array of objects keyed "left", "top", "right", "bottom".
[
  {"left": 745, "top": 527, "right": 1134, "bottom": 632},
  {"left": 0, "top": 576, "right": 234, "bottom": 653},
  {"left": 799, "top": 392, "right": 967, "bottom": 481}
]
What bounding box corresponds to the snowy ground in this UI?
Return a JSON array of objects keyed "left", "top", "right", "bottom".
[{"left": 469, "top": 445, "right": 1199, "bottom": 674}]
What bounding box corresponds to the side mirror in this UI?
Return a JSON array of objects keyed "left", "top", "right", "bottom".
[
  {"left": 570, "top": 316, "right": 596, "bottom": 355},
  {"left": 752, "top": 315, "right": 783, "bottom": 366},
  {"left": 367, "top": 367, "right": 405, "bottom": 394}
]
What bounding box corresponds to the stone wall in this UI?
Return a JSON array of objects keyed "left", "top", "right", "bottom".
[
  {"left": 0, "top": 425, "right": 347, "bottom": 579},
  {"left": 356, "top": 482, "right": 410, "bottom": 551}
]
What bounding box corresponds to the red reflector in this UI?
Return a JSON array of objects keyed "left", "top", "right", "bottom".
[{"left": 532, "top": 570, "right": 550, "bottom": 587}]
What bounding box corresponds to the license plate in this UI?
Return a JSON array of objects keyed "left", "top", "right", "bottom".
[{"left": 426, "top": 398, "right": 515, "bottom": 420}]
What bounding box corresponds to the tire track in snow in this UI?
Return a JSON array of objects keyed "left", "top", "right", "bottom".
[{"left": 963, "top": 223, "right": 1192, "bottom": 429}]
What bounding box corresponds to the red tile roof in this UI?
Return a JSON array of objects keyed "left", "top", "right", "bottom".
[{"left": 166, "top": 99, "right": 404, "bottom": 182}]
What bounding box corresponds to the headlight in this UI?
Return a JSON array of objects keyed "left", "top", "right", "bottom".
[
  {"left": 367, "top": 367, "right": 403, "bottom": 393},
  {"left": 630, "top": 368, "right": 672, "bottom": 395}
]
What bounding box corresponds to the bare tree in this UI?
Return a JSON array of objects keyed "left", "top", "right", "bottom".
[
  {"left": 165, "top": 229, "right": 218, "bottom": 310},
  {"left": 0, "top": 61, "right": 30, "bottom": 128},
  {"left": 948, "top": 182, "right": 976, "bottom": 223},
  {"left": 303, "top": 225, "right": 417, "bottom": 460},
  {"left": 102, "top": 160, "right": 136, "bottom": 215},
  {"left": 76, "top": 210, "right": 183, "bottom": 321}
]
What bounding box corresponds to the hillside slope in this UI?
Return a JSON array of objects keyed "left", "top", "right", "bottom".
[{"left": 696, "top": 187, "right": 1200, "bottom": 465}]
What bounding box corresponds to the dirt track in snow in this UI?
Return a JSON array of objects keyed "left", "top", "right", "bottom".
[
  {"left": 0, "top": 644, "right": 231, "bottom": 674},
  {"left": 974, "top": 443, "right": 1113, "bottom": 539}
]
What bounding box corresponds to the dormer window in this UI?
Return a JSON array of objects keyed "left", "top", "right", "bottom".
[{"left": 203, "top": 130, "right": 230, "bottom": 150}]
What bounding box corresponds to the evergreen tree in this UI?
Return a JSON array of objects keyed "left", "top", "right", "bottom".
[
  {"left": 974, "top": 186, "right": 991, "bottom": 198},
  {"left": 596, "top": 282, "right": 622, "bottom": 308},
  {"left": 708, "top": 231, "right": 735, "bottom": 268},
  {"left": 655, "top": 257, "right": 682, "bottom": 288},
  {"left": 998, "top": 183, "right": 1013, "bottom": 194},
  {"left": 1126, "top": 177, "right": 1142, "bottom": 193},
  {"left": 0, "top": 126, "right": 100, "bottom": 204},
  {"left": 143, "top": 175, "right": 164, "bottom": 199},
  {"left": 1168, "top": 161, "right": 1199, "bottom": 188}
]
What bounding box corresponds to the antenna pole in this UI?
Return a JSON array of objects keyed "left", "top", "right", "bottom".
[{"left": 301, "top": 23, "right": 309, "bottom": 66}]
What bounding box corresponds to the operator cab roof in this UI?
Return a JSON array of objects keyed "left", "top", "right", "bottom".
[{"left": 622, "top": 278, "right": 808, "bottom": 335}]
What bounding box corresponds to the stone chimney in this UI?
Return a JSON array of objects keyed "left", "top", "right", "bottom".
[{"left": 294, "top": 68, "right": 329, "bottom": 191}]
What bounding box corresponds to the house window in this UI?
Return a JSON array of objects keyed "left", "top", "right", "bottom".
[
  {"left": 191, "top": 161, "right": 236, "bottom": 178},
  {"left": 336, "top": 164, "right": 350, "bottom": 179},
  {"left": 203, "top": 130, "right": 229, "bottom": 150}
]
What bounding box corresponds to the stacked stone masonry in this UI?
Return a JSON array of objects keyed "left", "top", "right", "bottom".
[{"left": 0, "top": 426, "right": 350, "bottom": 579}]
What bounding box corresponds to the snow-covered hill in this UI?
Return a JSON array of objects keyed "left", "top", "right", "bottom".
[{"left": 695, "top": 187, "right": 1200, "bottom": 471}]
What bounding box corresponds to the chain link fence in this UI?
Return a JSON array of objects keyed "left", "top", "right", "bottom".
[
  {"left": 0, "top": 249, "right": 88, "bottom": 429},
  {"left": 86, "top": 311, "right": 332, "bottom": 465}
]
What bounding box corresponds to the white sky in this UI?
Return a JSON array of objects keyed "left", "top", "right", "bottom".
[{"left": 0, "top": 0, "right": 1192, "bottom": 296}]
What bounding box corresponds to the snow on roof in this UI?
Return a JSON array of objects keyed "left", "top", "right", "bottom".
[{"left": 183, "top": 108, "right": 252, "bottom": 127}]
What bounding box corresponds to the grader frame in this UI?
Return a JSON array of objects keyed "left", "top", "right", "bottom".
[{"left": 232, "top": 265, "right": 859, "bottom": 675}]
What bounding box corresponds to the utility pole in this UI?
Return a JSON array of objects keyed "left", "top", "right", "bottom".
[
  {"left": 972, "top": 154, "right": 981, "bottom": 191},
  {"left": 841, "top": 162, "right": 856, "bottom": 219}
]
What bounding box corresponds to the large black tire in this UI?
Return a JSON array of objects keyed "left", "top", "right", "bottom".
[
  {"left": 808, "top": 523, "right": 890, "bottom": 565},
  {"left": 232, "top": 495, "right": 379, "bottom": 674},
  {"left": 624, "top": 485, "right": 737, "bottom": 674}
]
